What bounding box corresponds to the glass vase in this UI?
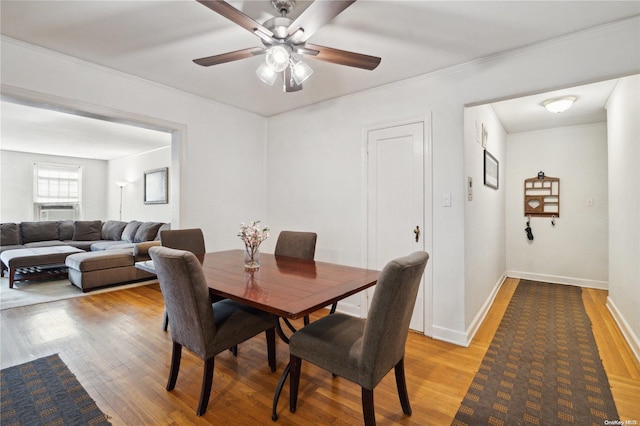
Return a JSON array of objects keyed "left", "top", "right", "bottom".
[{"left": 244, "top": 247, "right": 260, "bottom": 271}]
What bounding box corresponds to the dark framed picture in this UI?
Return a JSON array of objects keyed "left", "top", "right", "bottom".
[
  {"left": 144, "top": 167, "right": 168, "bottom": 204},
  {"left": 484, "top": 150, "right": 499, "bottom": 190}
]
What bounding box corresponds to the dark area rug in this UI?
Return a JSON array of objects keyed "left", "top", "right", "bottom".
[
  {"left": 452, "top": 280, "right": 619, "bottom": 426},
  {"left": 1, "top": 354, "right": 111, "bottom": 425}
]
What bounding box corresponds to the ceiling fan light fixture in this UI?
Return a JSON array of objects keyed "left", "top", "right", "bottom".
[
  {"left": 291, "top": 60, "right": 313, "bottom": 85},
  {"left": 256, "top": 62, "right": 278, "bottom": 86},
  {"left": 265, "top": 45, "right": 291, "bottom": 72},
  {"left": 541, "top": 96, "right": 577, "bottom": 113}
]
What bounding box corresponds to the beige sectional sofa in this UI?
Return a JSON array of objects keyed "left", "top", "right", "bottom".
[{"left": 1, "top": 220, "right": 168, "bottom": 291}]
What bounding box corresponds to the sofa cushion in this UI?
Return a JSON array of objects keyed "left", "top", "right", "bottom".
[
  {"left": 121, "top": 221, "right": 142, "bottom": 243},
  {"left": 23, "top": 241, "right": 69, "bottom": 248},
  {"left": 101, "top": 220, "right": 128, "bottom": 240},
  {"left": 58, "top": 220, "right": 74, "bottom": 240},
  {"left": 1, "top": 223, "right": 20, "bottom": 246},
  {"left": 134, "top": 222, "right": 164, "bottom": 243},
  {"left": 91, "top": 240, "right": 131, "bottom": 251},
  {"left": 65, "top": 240, "right": 105, "bottom": 251},
  {"left": 72, "top": 220, "right": 102, "bottom": 241},
  {"left": 65, "top": 249, "right": 133, "bottom": 272},
  {"left": 20, "top": 221, "right": 59, "bottom": 244}
]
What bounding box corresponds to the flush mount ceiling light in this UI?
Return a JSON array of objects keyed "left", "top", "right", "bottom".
[
  {"left": 193, "top": 0, "right": 381, "bottom": 93},
  {"left": 541, "top": 96, "right": 578, "bottom": 113}
]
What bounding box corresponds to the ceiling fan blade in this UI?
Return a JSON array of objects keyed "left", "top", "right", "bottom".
[
  {"left": 287, "top": 0, "right": 356, "bottom": 42},
  {"left": 193, "top": 47, "right": 265, "bottom": 67},
  {"left": 197, "top": 0, "right": 273, "bottom": 38},
  {"left": 284, "top": 67, "right": 303, "bottom": 92},
  {"left": 304, "top": 43, "right": 381, "bottom": 70}
]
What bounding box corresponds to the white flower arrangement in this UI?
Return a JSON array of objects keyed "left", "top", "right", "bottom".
[{"left": 238, "top": 221, "right": 269, "bottom": 266}]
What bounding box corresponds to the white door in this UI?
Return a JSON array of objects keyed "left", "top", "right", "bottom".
[{"left": 366, "top": 121, "right": 427, "bottom": 332}]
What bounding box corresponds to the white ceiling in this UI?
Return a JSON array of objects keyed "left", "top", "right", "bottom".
[
  {"left": 2, "top": 0, "right": 638, "bottom": 117},
  {"left": 0, "top": 100, "right": 172, "bottom": 160},
  {"left": 1, "top": 1, "right": 638, "bottom": 159}
]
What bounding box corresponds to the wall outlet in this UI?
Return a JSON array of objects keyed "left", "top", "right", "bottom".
[{"left": 468, "top": 177, "right": 473, "bottom": 201}]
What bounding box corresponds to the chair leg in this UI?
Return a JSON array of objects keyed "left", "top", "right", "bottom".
[
  {"left": 197, "top": 357, "right": 215, "bottom": 416},
  {"left": 394, "top": 358, "right": 412, "bottom": 415},
  {"left": 289, "top": 355, "right": 302, "bottom": 413},
  {"left": 162, "top": 310, "right": 169, "bottom": 331},
  {"left": 166, "top": 342, "right": 182, "bottom": 391},
  {"left": 361, "top": 387, "right": 376, "bottom": 426},
  {"left": 329, "top": 302, "right": 337, "bottom": 314},
  {"left": 230, "top": 345, "right": 238, "bottom": 356},
  {"left": 266, "top": 328, "right": 276, "bottom": 372},
  {"left": 303, "top": 315, "right": 310, "bottom": 326}
]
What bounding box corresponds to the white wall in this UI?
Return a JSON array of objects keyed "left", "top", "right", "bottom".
[
  {"left": 463, "top": 105, "right": 507, "bottom": 338},
  {"left": 108, "top": 146, "right": 172, "bottom": 223},
  {"left": 506, "top": 124, "right": 609, "bottom": 288},
  {"left": 1, "top": 37, "right": 268, "bottom": 252},
  {"left": 1, "top": 17, "right": 638, "bottom": 347},
  {"left": 606, "top": 75, "right": 640, "bottom": 360},
  {"left": 267, "top": 17, "right": 640, "bottom": 345},
  {"left": 0, "top": 150, "right": 108, "bottom": 222}
]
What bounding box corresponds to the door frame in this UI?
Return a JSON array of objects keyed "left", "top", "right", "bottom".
[{"left": 361, "top": 114, "right": 434, "bottom": 336}]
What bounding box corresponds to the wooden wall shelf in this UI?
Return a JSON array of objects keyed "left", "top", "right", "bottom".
[{"left": 524, "top": 176, "right": 560, "bottom": 217}]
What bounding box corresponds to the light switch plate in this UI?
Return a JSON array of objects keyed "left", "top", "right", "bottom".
[{"left": 443, "top": 193, "right": 451, "bottom": 207}]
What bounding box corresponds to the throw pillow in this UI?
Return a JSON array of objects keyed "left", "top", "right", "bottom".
[
  {"left": 101, "top": 220, "right": 128, "bottom": 240},
  {"left": 20, "top": 221, "right": 59, "bottom": 244},
  {"left": 155, "top": 223, "right": 171, "bottom": 240},
  {"left": 58, "top": 220, "right": 74, "bottom": 240},
  {"left": 121, "top": 221, "right": 142, "bottom": 243},
  {"left": 134, "top": 222, "right": 164, "bottom": 243},
  {"left": 0, "top": 223, "right": 20, "bottom": 246},
  {"left": 72, "top": 220, "right": 102, "bottom": 241}
]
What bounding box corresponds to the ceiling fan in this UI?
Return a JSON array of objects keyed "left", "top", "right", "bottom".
[{"left": 193, "top": 0, "right": 381, "bottom": 92}]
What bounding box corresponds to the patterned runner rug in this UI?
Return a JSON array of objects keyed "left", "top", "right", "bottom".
[
  {"left": 0, "top": 354, "right": 111, "bottom": 425},
  {"left": 452, "top": 280, "right": 619, "bottom": 426}
]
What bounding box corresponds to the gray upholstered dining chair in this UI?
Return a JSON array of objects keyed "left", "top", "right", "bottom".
[
  {"left": 288, "top": 251, "right": 429, "bottom": 426},
  {"left": 149, "top": 246, "right": 278, "bottom": 416},
  {"left": 274, "top": 231, "right": 333, "bottom": 325},
  {"left": 159, "top": 228, "right": 207, "bottom": 331}
]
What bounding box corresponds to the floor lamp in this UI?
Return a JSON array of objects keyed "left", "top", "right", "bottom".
[{"left": 115, "top": 181, "right": 128, "bottom": 221}]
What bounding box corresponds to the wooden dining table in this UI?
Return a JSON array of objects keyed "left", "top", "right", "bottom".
[{"left": 137, "top": 248, "right": 380, "bottom": 420}]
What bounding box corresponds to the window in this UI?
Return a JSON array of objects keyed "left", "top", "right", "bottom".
[{"left": 33, "top": 162, "right": 82, "bottom": 220}]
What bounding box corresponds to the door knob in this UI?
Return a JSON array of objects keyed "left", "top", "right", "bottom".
[{"left": 414, "top": 226, "right": 420, "bottom": 242}]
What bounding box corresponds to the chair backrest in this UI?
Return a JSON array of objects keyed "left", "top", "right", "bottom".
[
  {"left": 160, "top": 228, "right": 206, "bottom": 255},
  {"left": 274, "top": 231, "right": 317, "bottom": 260},
  {"left": 149, "top": 246, "right": 216, "bottom": 359},
  {"left": 361, "top": 251, "right": 429, "bottom": 385}
]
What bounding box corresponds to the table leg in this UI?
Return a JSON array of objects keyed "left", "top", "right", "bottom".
[
  {"left": 272, "top": 362, "right": 290, "bottom": 421},
  {"left": 275, "top": 318, "right": 290, "bottom": 344}
]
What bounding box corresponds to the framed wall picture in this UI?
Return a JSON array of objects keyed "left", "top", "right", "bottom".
[
  {"left": 484, "top": 150, "right": 499, "bottom": 189},
  {"left": 144, "top": 167, "right": 168, "bottom": 204}
]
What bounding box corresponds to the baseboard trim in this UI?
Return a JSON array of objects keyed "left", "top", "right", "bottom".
[
  {"left": 507, "top": 270, "right": 608, "bottom": 290},
  {"left": 464, "top": 274, "right": 507, "bottom": 346},
  {"left": 431, "top": 326, "right": 469, "bottom": 347},
  {"left": 431, "top": 274, "right": 507, "bottom": 347},
  {"left": 606, "top": 296, "right": 640, "bottom": 363}
]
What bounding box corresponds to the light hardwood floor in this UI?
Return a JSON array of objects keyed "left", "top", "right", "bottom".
[{"left": 1, "top": 278, "right": 638, "bottom": 425}]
